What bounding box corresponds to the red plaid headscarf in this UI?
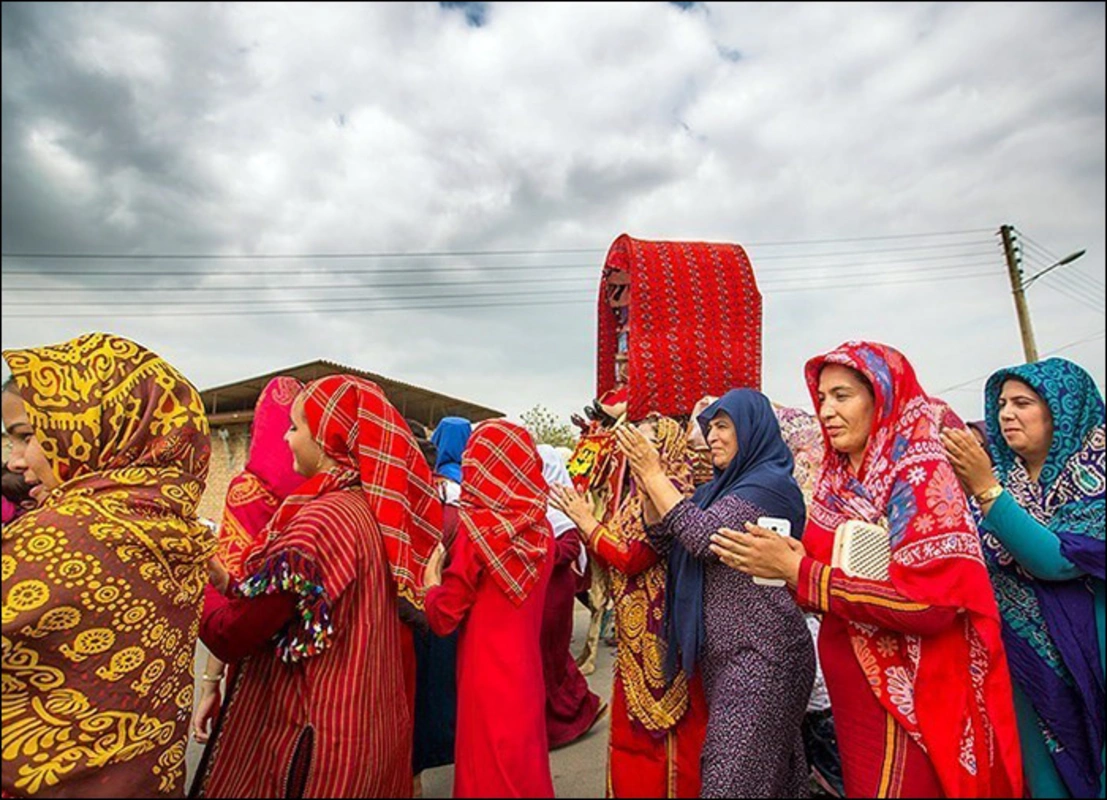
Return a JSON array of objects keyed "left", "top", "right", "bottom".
[
  {"left": 262, "top": 375, "right": 443, "bottom": 607},
  {"left": 458, "top": 419, "right": 552, "bottom": 605}
]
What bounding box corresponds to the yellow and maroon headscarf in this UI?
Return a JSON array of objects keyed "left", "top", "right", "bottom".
[
  {"left": 2, "top": 332, "right": 213, "bottom": 798},
  {"left": 458, "top": 420, "right": 551, "bottom": 605}
]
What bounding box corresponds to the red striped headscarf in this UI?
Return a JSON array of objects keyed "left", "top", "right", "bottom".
[
  {"left": 261, "top": 375, "right": 443, "bottom": 608},
  {"left": 458, "top": 419, "right": 552, "bottom": 605},
  {"left": 804, "top": 341, "right": 1022, "bottom": 799}
]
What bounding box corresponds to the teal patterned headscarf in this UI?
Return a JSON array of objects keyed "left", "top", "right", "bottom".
[
  {"left": 982, "top": 356, "right": 1105, "bottom": 798},
  {"left": 985, "top": 357, "right": 1105, "bottom": 492}
]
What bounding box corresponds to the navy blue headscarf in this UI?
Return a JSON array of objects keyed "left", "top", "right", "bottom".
[
  {"left": 431, "top": 417, "right": 472, "bottom": 484},
  {"left": 664, "top": 389, "right": 807, "bottom": 678}
]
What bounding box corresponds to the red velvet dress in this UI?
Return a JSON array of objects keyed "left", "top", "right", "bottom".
[
  {"left": 425, "top": 527, "right": 555, "bottom": 798},
  {"left": 542, "top": 527, "right": 602, "bottom": 748}
]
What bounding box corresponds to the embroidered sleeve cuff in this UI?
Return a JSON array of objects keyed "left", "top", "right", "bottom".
[
  {"left": 795, "top": 557, "right": 831, "bottom": 613},
  {"left": 236, "top": 549, "right": 334, "bottom": 664}
]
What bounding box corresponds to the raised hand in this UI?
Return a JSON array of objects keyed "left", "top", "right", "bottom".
[
  {"left": 614, "top": 423, "right": 662, "bottom": 480},
  {"left": 940, "top": 427, "right": 997, "bottom": 498},
  {"left": 709, "top": 523, "right": 805, "bottom": 585},
  {"left": 549, "top": 483, "right": 597, "bottom": 532}
]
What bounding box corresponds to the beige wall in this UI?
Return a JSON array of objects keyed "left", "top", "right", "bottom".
[{"left": 198, "top": 423, "right": 251, "bottom": 523}]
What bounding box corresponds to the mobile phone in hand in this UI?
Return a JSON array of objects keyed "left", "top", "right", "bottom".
[{"left": 753, "top": 516, "right": 791, "bottom": 587}]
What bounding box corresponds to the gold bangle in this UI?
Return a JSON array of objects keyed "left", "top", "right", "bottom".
[
  {"left": 975, "top": 485, "right": 1004, "bottom": 505},
  {"left": 201, "top": 673, "right": 225, "bottom": 683}
]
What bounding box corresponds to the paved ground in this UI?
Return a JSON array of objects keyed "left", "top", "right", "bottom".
[{"left": 185, "top": 603, "right": 614, "bottom": 797}]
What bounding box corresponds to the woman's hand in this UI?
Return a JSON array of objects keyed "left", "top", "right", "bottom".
[
  {"left": 940, "top": 428, "right": 998, "bottom": 499},
  {"left": 615, "top": 424, "right": 663, "bottom": 480},
  {"left": 191, "top": 680, "right": 222, "bottom": 744},
  {"left": 709, "top": 523, "right": 805, "bottom": 586},
  {"left": 641, "top": 494, "right": 662, "bottom": 526},
  {"left": 207, "top": 556, "right": 230, "bottom": 595},
  {"left": 424, "top": 543, "right": 447, "bottom": 590},
  {"left": 549, "top": 484, "right": 598, "bottom": 535}
]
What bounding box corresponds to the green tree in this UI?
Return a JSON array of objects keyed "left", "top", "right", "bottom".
[{"left": 520, "top": 404, "right": 577, "bottom": 449}]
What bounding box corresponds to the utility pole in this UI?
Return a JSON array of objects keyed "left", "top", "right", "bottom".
[{"left": 1000, "top": 224, "right": 1038, "bottom": 362}]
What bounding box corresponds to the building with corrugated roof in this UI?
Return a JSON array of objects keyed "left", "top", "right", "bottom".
[{"left": 198, "top": 359, "right": 501, "bottom": 521}]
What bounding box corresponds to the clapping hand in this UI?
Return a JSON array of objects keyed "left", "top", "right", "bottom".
[
  {"left": 709, "top": 523, "right": 805, "bottom": 584},
  {"left": 614, "top": 423, "right": 663, "bottom": 480},
  {"left": 549, "top": 483, "right": 596, "bottom": 531}
]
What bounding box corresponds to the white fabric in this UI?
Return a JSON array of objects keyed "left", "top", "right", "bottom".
[
  {"left": 805, "top": 613, "right": 831, "bottom": 712},
  {"left": 537, "top": 443, "right": 588, "bottom": 576},
  {"left": 438, "top": 478, "right": 461, "bottom": 507}
]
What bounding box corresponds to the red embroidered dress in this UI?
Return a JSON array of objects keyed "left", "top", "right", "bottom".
[{"left": 796, "top": 341, "right": 1022, "bottom": 798}]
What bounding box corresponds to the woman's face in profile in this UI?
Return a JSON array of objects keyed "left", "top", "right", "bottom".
[
  {"left": 285, "top": 395, "right": 326, "bottom": 477},
  {"left": 2, "top": 386, "right": 58, "bottom": 504},
  {"left": 705, "top": 413, "right": 738, "bottom": 470}
]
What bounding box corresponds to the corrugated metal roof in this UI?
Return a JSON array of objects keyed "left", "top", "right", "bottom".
[{"left": 200, "top": 359, "right": 503, "bottom": 425}]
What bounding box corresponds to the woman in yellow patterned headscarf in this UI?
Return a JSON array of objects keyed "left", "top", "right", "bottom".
[{"left": 1, "top": 333, "right": 215, "bottom": 799}]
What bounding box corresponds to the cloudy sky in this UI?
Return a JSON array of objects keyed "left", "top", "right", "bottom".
[{"left": 2, "top": 1, "right": 1104, "bottom": 427}]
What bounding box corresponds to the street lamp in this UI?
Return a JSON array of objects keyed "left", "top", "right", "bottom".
[
  {"left": 999, "top": 225, "right": 1086, "bottom": 363},
  {"left": 1022, "top": 249, "right": 1086, "bottom": 290}
]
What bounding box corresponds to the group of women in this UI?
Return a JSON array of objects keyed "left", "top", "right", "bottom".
[{"left": 1, "top": 332, "right": 1103, "bottom": 800}]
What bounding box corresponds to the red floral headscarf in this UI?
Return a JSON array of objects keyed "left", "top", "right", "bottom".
[{"left": 804, "top": 341, "right": 1021, "bottom": 799}]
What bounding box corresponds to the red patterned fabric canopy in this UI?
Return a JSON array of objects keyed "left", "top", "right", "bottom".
[{"left": 596, "top": 234, "right": 762, "bottom": 421}]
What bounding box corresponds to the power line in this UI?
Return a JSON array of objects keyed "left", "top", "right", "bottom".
[
  {"left": 751, "top": 240, "right": 993, "bottom": 259},
  {"left": 934, "top": 329, "right": 1106, "bottom": 394},
  {"left": 7, "top": 268, "right": 1000, "bottom": 309},
  {"left": 1015, "top": 229, "right": 1102, "bottom": 290},
  {"left": 1037, "top": 279, "right": 1105, "bottom": 314},
  {"left": 1020, "top": 251, "right": 1105, "bottom": 306},
  {"left": 1, "top": 250, "right": 998, "bottom": 279},
  {"left": 0, "top": 246, "right": 605, "bottom": 261},
  {"left": 0, "top": 227, "right": 996, "bottom": 262},
  {"left": 1012, "top": 228, "right": 1063, "bottom": 263},
  {"left": 2, "top": 257, "right": 1002, "bottom": 294},
  {"left": 2, "top": 269, "right": 999, "bottom": 318},
  {"left": 1017, "top": 251, "right": 1104, "bottom": 308}
]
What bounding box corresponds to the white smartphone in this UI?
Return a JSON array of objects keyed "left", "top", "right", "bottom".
[{"left": 753, "top": 516, "right": 791, "bottom": 587}]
